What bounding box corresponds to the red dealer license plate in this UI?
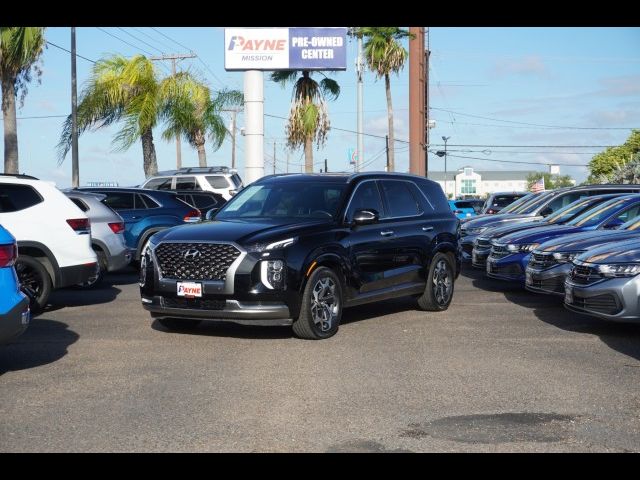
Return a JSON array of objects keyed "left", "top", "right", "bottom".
[{"left": 177, "top": 282, "right": 202, "bottom": 298}]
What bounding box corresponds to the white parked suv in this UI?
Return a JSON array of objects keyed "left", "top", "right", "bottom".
[
  {"left": 140, "top": 166, "right": 243, "bottom": 201},
  {"left": 0, "top": 174, "right": 98, "bottom": 311}
]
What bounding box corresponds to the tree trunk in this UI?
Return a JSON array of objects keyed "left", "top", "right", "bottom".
[
  {"left": 385, "top": 73, "right": 395, "bottom": 172},
  {"left": 141, "top": 128, "right": 158, "bottom": 178},
  {"left": 304, "top": 134, "right": 313, "bottom": 173},
  {"left": 1, "top": 74, "right": 19, "bottom": 174},
  {"left": 195, "top": 130, "right": 207, "bottom": 167}
]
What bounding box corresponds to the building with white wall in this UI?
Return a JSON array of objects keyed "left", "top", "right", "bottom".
[{"left": 428, "top": 167, "right": 534, "bottom": 198}]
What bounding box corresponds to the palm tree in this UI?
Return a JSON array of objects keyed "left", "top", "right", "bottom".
[
  {"left": 0, "top": 27, "right": 46, "bottom": 174},
  {"left": 159, "top": 72, "right": 243, "bottom": 167},
  {"left": 270, "top": 70, "right": 339, "bottom": 172},
  {"left": 357, "top": 27, "right": 412, "bottom": 172},
  {"left": 58, "top": 54, "right": 162, "bottom": 178}
]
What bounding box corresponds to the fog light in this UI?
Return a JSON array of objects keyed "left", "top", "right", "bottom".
[{"left": 261, "top": 259, "right": 285, "bottom": 290}]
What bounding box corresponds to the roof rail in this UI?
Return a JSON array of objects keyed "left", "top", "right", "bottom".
[
  {"left": 0, "top": 173, "right": 39, "bottom": 180},
  {"left": 154, "top": 166, "right": 236, "bottom": 176}
]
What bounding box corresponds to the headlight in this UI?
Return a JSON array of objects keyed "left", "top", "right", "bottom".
[
  {"left": 260, "top": 259, "right": 286, "bottom": 289},
  {"left": 596, "top": 263, "right": 640, "bottom": 278},
  {"left": 247, "top": 237, "right": 297, "bottom": 253},
  {"left": 467, "top": 226, "right": 488, "bottom": 235},
  {"left": 552, "top": 251, "right": 581, "bottom": 263},
  {"left": 507, "top": 243, "right": 539, "bottom": 253}
]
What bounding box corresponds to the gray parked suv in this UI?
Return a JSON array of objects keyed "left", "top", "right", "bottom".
[
  {"left": 64, "top": 191, "right": 132, "bottom": 287},
  {"left": 564, "top": 238, "right": 640, "bottom": 322}
]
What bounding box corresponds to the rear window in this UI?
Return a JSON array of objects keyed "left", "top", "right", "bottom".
[
  {"left": 206, "top": 175, "right": 231, "bottom": 189},
  {"left": 491, "top": 194, "right": 526, "bottom": 208},
  {"left": 231, "top": 174, "right": 243, "bottom": 188},
  {"left": 454, "top": 201, "right": 474, "bottom": 209},
  {"left": 136, "top": 194, "right": 160, "bottom": 209},
  {"left": 190, "top": 194, "right": 221, "bottom": 209},
  {"left": 102, "top": 192, "right": 135, "bottom": 210},
  {"left": 0, "top": 184, "right": 44, "bottom": 212}
]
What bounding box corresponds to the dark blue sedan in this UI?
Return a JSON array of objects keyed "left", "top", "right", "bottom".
[{"left": 486, "top": 194, "right": 640, "bottom": 284}]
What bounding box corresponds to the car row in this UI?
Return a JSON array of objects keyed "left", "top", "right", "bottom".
[{"left": 466, "top": 188, "right": 640, "bottom": 323}]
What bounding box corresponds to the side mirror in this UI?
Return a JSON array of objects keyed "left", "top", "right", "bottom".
[
  {"left": 540, "top": 206, "right": 553, "bottom": 217},
  {"left": 352, "top": 209, "right": 379, "bottom": 226},
  {"left": 604, "top": 218, "right": 624, "bottom": 230},
  {"left": 205, "top": 207, "right": 220, "bottom": 221}
]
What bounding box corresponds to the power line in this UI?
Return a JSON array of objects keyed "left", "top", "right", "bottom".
[
  {"left": 131, "top": 27, "right": 175, "bottom": 52},
  {"left": 430, "top": 143, "right": 617, "bottom": 148},
  {"left": 431, "top": 107, "right": 640, "bottom": 131},
  {"left": 150, "top": 27, "right": 192, "bottom": 53},
  {"left": 446, "top": 148, "right": 600, "bottom": 155},
  {"left": 439, "top": 152, "right": 589, "bottom": 167},
  {"left": 46, "top": 41, "right": 96, "bottom": 64},
  {"left": 96, "top": 27, "right": 155, "bottom": 56},
  {"left": 116, "top": 27, "right": 165, "bottom": 55},
  {"left": 17, "top": 114, "right": 67, "bottom": 119}
]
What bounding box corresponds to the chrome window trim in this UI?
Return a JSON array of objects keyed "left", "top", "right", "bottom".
[{"left": 150, "top": 240, "right": 247, "bottom": 295}]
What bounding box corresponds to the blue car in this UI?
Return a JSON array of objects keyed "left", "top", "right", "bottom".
[
  {"left": 78, "top": 188, "right": 202, "bottom": 262},
  {"left": 449, "top": 200, "right": 478, "bottom": 219},
  {"left": 0, "top": 225, "right": 30, "bottom": 345},
  {"left": 486, "top": 194, "right": 640, "bottom": 284}
]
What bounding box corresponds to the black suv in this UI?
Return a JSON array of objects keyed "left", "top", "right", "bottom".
[{"left": 139, "top": 173, "right": 460, "bottom": 339}]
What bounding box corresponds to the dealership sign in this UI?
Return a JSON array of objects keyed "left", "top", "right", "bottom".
[{"left": 225, "top": 28, "right": 347, "bottom": 71}]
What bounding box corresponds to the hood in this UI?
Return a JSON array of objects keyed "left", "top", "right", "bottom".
[
  {"left": 498, "top": 224, "right": 581, "bottom": 245},
  {"left": 150, "top": 218, "right": 333, "bottom": 246},
  {"left": 480, "top": 219, "right": 543, "bottom": 240},
  {"left": 578, "top": 239, "right": 640, "bottom": 264},
  {"left": 462, "top": 213, "right": 539, "bottom": 231},
  {"left": 538, "top": 230, "right": 640, "bottom": 253}
]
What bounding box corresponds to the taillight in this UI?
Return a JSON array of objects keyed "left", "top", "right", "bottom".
[
  {"left": 108, "top": 222, "right": 125, "bottom": 234},
  {"left": 184, "top": 209, "right": 201, "bottom": 223},
  {"left": 454, "top": 210, "right": 463, "bottom": 214},
  {"left": 0, "top": 242, "right": 17, "bottom": 268},
  {"left": 67, "top": 218, "right": 91, "bottom": 234},
  {"left": 487, "top": 209, "right": 496, "bottom": 214}
]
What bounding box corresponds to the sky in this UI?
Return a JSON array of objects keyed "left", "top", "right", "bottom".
[{"left": 4, "top": 26, "right": 640, "bottom": 188}]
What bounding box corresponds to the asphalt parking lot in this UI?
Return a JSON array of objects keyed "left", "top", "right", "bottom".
[{"left": 1, "top": 265, "right": 639, "bottom": 452}]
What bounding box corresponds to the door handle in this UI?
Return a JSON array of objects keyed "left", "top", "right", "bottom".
[
  {"left": 380, "top": 230, "right": 394, "bottom": 236},
  {"left": 422, "top": 226, "right": 434, "bottom": 232}
]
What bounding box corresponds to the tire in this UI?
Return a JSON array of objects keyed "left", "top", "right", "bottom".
[
  {"left": 76, "top": 250, "right": 105, "bottom": 289},
  {"left": 292, "top": 266, "right": 343, "bottom": 340},
  {"left": 158, "top": 318, "right": 201, "bottom": 331},
  {"left": 15, "top": 255, "right": 52, "bottom": 313},
  {"left": 418, "top": 252, "right": 455, "bottom": 312}
]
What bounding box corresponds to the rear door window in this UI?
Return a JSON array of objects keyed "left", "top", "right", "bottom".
[
  {"left": 144, "top": 177, "right": 173, "bottom": 190},
  {"left": 380, "top": 180, "right": 422, "bottom": 218},
  {"left": 175, "top": 176, "right": 197, "bottom": 191},
  {"left": 102, "top": 192, "right": 135, "bottom": 210},
  {"left": 0, "top": 183, "right": 43, "bottom": 212},
  {"left": 136, "top": 194, "right": 160, "bottom": 209}
]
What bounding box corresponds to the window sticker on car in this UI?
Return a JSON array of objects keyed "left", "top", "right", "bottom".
[{"left": 224, "top": 185, "right": 263, "bottom": 211}]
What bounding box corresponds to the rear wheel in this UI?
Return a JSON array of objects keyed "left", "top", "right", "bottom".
[
  {"left": 15, "top": 255, "right": 52, "bottom": 313},
  {"left": 418, "top": 252, "right": 455, "bottom": 311},
  {"left": 158, "top": 318, "right": 201, "bottom": 331},
  {"left": 292, "top": 267, "right": 342, "bottom": 340}
]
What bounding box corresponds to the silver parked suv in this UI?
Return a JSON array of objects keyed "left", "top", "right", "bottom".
[
  {"left": 64, "top": 190, "right": 132, "bottom": 287},
  {"left": 564, "top": 238, "right": 640, "bottom": 322},
  {"left": 140, "top": 166, "right": 243, "bottom": 201}
]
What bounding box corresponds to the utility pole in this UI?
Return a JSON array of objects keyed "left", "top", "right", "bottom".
[
  {"left": 442, "top": 136, "right": 450, "bottom": 198},
  {"left": 286, "top": 150, "right": 289, "bottom": 173},
  {"left": 385, "top": 135, "right": 390, "bottom": 172},
  {"left": 71, "top": 27, "right": 79, "bottom": 188},
  {"left": 230, "top": 110, "right": 237, "bottom": 169},
  {"left": 273, "top": 141, "right": 276, "bottom": 174},
  {"left": 356, "top": 32, "right": 364, "bottom": 172},
  {"left": 409, "top": 27, "right": 425, "bottom": 177},
  {"left": 324, "top": 158, "right": 328, "bottom": 173},
  {"left": 425, "top": 27, "right": 430, "bottom": 178},
  {"left": 150, "top": 53, "right": 197, "bottom": 169}
]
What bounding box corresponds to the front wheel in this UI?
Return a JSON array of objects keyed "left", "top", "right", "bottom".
[
  {"left": 292, "top": 267, "right": 343, "bottom": 340},
  {"left": 418, "top": 252, "right": 455, "bottom": 311}
]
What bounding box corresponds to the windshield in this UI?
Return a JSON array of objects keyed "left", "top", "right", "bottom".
[
  {"left": 518, "top": 191, "right": 556, "bottom": 214},
  {"left": 497, "top": 193, "right": 533, "bottom": 214},
  {"left": 545, "top": 197, "right": 608, "bottom": 225},
  {"left": 568, "top": 197, "right": 628, "bottom": 227},
  {"left": 216, "top": 182, "right": 346, "bottom": 220}
]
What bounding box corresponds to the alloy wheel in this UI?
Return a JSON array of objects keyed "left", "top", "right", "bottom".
[{"left": 310, "top": 277, "right": 339, "bottom": 332}]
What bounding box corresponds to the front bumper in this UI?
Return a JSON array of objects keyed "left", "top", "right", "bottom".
[
  {"left": 0, "top": 295, "right": 30, "bottom": 345},
  {"left": 564, "top": 276, "right": 640, "bottom": 322},
  {"left": 460, "top": 234, "right": 478, "bottom": 262},
  {"left": 142, "top": 295, "right": 292, "bottom": 325},
  {"left": 525, "top": 263, "right": 571, "bottom": 297},
  {"left": 471, "top": 247, "right": 490, "bottom": 269},
  {"left": 486, "top": 253, "right": 529, "bottom": 283}
]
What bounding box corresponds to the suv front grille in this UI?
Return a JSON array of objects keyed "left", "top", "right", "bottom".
[
  {"left": 490, "top": 245, "right": 510, "bottom": 259},
  {"left": 568, "top": 294, "right": 620, "bottom": 315},
  {"left": 529, "top": 252, "right": 557, "bottom": 269},
  {"left": 154, "top": 242, "right": 241, "bottom": 281},
  {"left": 476, "top": 238, "right": 491, "bottom": 249}
]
